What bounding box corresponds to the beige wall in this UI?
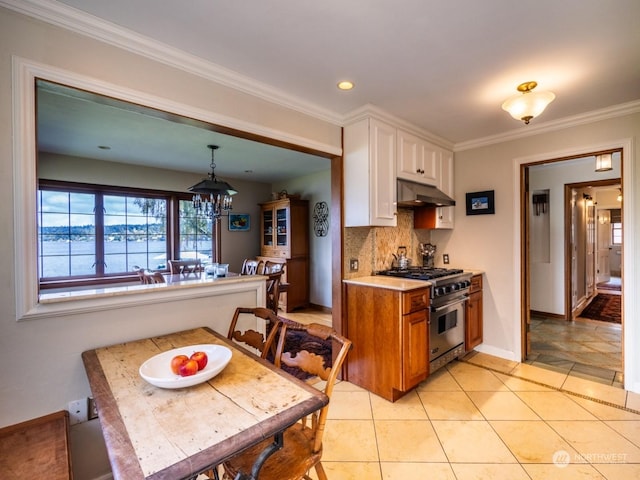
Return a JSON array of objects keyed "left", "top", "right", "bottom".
[
  {"left": 433, "top": 113, "right": 639, "bottom": 385},
  {"left": 1, "top": 8, "right": 341, "bottom": 480},
  {"left": 273, "top": 168, "right": 333, "bottom": 308}
]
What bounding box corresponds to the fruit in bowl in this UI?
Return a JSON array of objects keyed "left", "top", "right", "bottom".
[
  {"left": 170, "top": 354, "right": 189, "bottom": 375},
  {"left": 190, "top": 351, "right": 208, "bottom": 371},
  {"left": 140, "top": 344, "right": 231, "bottom": 388},
  {"left": 179, "top": 359, "right": 199, "bottom": 377}
]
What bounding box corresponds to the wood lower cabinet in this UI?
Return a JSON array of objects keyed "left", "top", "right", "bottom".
[
  {"left": 345, "top": 283, "right": 429, "bottom": 402},
  {"left": 465, "top": 274, "right": 483, "bottom": 350}
]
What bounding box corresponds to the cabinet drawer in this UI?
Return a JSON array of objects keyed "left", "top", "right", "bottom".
[
  {"left": 470, "top": 274, "right": 482, "bottom": 293},
  {"left": 402, "top": 288, "right": 429, "bottom": 314}
]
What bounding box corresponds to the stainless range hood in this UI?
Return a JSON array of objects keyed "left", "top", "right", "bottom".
[{"left": 397, "top": 179, "right": 455, "bottom": 207}]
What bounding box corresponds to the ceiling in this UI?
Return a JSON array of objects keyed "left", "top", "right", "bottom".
[{"left": 29, "top": 0, "right": 640, "bottom": 182}]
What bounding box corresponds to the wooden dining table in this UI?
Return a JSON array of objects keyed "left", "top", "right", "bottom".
[{"left": 82, "top": 327, "right": 328, "bottom": 480}]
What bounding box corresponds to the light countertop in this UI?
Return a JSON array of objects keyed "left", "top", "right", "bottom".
[{"left": 343, "top": 276, "right": 432, "bottom": 292}]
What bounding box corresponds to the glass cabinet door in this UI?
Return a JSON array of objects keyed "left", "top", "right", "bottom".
[
  {"left": 276, "top": 206, "right": 288, "bottom": 247},
  {"left": 262, "top": 208, "right": 274, "bottom": 248}
]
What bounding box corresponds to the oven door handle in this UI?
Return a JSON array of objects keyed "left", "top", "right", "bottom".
[{"left": 430, "top": 295, "right": 468, "bottom": 313}]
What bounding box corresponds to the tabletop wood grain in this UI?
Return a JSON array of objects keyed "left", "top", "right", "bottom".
[{"left": 82, "top": 327, "right": 328, "bottom": 480}]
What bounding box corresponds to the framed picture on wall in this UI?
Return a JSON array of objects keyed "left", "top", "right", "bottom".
[
  {"left": 465, "top": 190, "right": 495, "bottom": 215},
  {"left": 228, "top": 213, "right": 250, "bottom": 231}
]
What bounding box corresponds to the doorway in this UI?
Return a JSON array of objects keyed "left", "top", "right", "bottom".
[{"left": 522, "top": 151, "right": 623, "bottom": 387}]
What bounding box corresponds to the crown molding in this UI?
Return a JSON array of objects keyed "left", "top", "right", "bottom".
[
  {"left": 455, "top": 100, "right": 640, "bottom": 152},
  {"left": 0, "top": 0, "right": 344, "bottom": 127},
  {"left": 343, "top": 103, "right": 455, "bottom": 150}
]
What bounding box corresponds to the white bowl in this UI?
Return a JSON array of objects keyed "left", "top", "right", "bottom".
[{"left": 139, "top": 344, "right": 232, "bottom": 389}]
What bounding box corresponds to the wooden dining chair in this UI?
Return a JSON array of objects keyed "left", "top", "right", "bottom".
[
  {"left": 168, "top": 259, "right": 202, "bottom": 276},
  {"left": 226, "top": 307, "right": 282, "bottom": 359},
  {"left": 133, "top": 266, "right": 165, "bottom": 284},
  {"left": 221, "top": 323, "right": 352, "bottom": 480},
  {"left": 263, "top": 260, "right": 284, "bottom": 274},
  {"left": 240, "top": 259, "right": 264, "bottom": 275}
]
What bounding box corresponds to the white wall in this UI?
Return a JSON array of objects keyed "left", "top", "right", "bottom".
[
  {"left": 0, "top": 8, "right": 341, "bottom": 480},
  {"left": 432, "top": 112, "right": 639, "bottom": 395},
  {"left": 528, "top": 155, "right": 621, "bottom": 314},
  {"left": 273, "top": 168, "right": 333, "bottom": 308}
]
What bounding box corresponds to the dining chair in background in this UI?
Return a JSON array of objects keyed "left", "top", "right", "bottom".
[
  {"left": 262, "top": 261, "right": 286, "bottom": 313},
  {"left": 133, "top": 266, "right": 165, "bottom": 285},
  {"left": 221, "top": 322, "right": 352, "bottom": 480},
  {"left": 168, "top": 259, "right": 202, "bottom": 276},
  {"left": 240, "top": 259, "right": 264, "bottom": 275}
]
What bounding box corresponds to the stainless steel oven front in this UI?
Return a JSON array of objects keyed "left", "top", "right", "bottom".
[{"left": 429, "top": 289, "right": 468, "bottom": 374}]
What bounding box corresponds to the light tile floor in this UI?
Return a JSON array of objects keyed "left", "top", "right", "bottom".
[
  {"left": 278, "top": 309, "right": 640, "bottom": 479},
  {"left": 315, "top": 353, "right": 640, "bottom": 480}
]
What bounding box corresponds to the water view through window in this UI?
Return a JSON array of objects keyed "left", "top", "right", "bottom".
[{"left": 37, "top": 184, "right": 216, "bottom": 284}]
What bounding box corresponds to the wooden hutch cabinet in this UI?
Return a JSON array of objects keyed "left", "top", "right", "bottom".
[{"left": 258, "top": 197, "right": 309, "bottom": 312}]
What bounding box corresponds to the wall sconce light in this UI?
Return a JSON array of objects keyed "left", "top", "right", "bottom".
[
  {"left": 617, "top": 188, "right": 622, "bottom": 202},
  {"left": 583, "top": 193, "right": 594, "bottom": 207},
  {"left": 595, "top": 153, "right": 613, "bottom": 172},
  {"left": 501, "top": 81, "right": 555, "bottom": 124}
]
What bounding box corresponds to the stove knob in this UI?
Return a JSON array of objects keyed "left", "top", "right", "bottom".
[{"left": 435, "top": 286, "right": 446, "bottom": 296}]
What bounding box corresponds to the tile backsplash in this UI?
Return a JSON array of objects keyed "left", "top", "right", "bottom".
[{"left": 343, "top": 208, "right": 431, "bottom": 279}]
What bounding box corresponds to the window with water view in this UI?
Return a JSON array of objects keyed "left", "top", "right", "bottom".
[{"left": 37, "top": 182, "right": 216, "bottom": 288}]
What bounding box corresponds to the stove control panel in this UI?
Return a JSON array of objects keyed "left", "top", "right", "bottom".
[{"left": 433, "top": 279, "right": 471, "bottom": 297}]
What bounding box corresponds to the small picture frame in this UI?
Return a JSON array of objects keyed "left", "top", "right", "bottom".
[
  {"left": 466, "top": 190, "right": 495, "bottom": 215},
  {"left": 228, "top": 213, "right": 250, "bottom": 231}
]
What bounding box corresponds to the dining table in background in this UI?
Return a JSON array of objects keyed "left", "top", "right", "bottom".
[{"left": 82, "top": 327, "right": 328, "bottom": 480}]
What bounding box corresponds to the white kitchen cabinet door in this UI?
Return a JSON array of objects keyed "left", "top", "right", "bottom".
[
  {"left": 396, "top": 129, "right": 438, "bottom": 186},
  {"left": 344, "top": 117, "right": 397, "bottom": 227},
  {"left": 435, "top": 149, "right": 455, "bottom": 229}
]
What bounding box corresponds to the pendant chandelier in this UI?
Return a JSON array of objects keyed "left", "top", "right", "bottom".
[{"left": 189, "top": 145, "right": 237, "bottom": 219}]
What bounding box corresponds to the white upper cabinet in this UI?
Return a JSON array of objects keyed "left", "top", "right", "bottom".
[
  {"left": 435, "top": 149, "right": 455, "bottom": 229},
  {"left": 396, "top": 129, "right": 439, "bottom": 186},
  {"left": 344, "top": 117, "right": 397, "bottom": 227}
]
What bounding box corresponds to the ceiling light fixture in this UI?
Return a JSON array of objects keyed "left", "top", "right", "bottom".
[
  {"left": 189, "top": 145, "right": 237, "bottom": 219},
  {"left": 595, "top": 153, "right": 613, "bottom": 172},
  {"left": 337, "top": 80, "right": 354, "bottom": 91},
  {"left": 501, "top": 81, "right": 555, "bottom": 124}
]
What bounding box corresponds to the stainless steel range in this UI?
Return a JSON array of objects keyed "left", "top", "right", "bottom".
[{"left": 377, "top": 267, "right": 472, "bottom": 373}]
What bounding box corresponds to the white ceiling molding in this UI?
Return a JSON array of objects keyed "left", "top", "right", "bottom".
[
  {"left": 455, "top": 99, "right": 640, "bottom": 152},
  {"left": 0, "top": 0, "right": 344, "bottom": 127}
]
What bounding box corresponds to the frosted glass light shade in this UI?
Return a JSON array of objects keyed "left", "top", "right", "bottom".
[
  {"left": 502, "top": 90, "right": 555, "bottom": 124},
  {"left": 595, "top": 153, "right": 613, "bottom": 172}
]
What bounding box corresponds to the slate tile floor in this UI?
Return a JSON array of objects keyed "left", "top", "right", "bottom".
[{"left": 528, "top": 313, "right": 623, "bottom": 389}]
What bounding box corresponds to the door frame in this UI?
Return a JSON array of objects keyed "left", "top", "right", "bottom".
[{"left": 519, "top": 149, "right": 623, "bottom": 361}]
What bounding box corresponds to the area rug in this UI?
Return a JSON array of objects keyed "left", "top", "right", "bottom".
[{"left": 579, "top": 294, "right": 621, "bottom": 324}]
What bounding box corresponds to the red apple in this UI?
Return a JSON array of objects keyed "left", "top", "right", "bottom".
[
  {"left": 190, "top": 351, "right": 208, "bottom": 371},
  {"left": 170, "top": 354, "right": 189, "bottom": 375},
  {"left": 179, "top": 359, "right": 199, "bottom": 377}
]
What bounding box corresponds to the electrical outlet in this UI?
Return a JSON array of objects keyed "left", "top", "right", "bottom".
[
  {"left": 88, "top": 397, "right": 99, "bottom": 420},
  {"left": 349, "top": 258, "right": 359, "bottom": 272},
  {"left": 68, "top": 398, "right": 88, "bottom": 425},
  {"left": 443, "top": 254, "right": 450, "bottom": 264}
]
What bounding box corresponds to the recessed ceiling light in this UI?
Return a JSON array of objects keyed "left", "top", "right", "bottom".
[{"left": 337, "top": 80, "right": 354, "bottom": 91}]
